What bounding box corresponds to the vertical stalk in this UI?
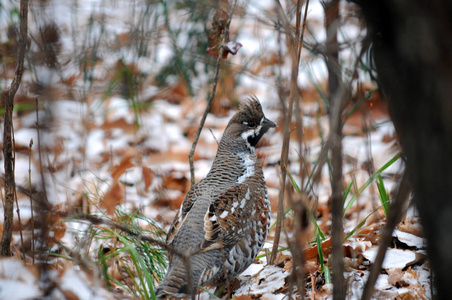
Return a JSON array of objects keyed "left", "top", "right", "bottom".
[
  {"left": 271, "top": 0, "right": 307, "bottom": 265},
  {"left": 324, "top": 0, "right": 345, "bottom": 299},
  {"left": 28, "top": 139, "right": 35, "bottom": 264},
  {"left": 1, "top": 0, "right": 29, "bottom": 257}
]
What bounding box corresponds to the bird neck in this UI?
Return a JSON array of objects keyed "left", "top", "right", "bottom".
[{"left": 206, "top": 136, "right": 260, "bottom": 184}]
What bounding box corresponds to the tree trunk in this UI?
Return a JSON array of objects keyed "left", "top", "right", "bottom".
[{"left": 357, "top": 0, "right": 452, "bottom": 298}]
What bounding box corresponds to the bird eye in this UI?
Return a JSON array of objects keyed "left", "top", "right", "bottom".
[{"left": 247, "top": 120, "right": 257, "bottom": 127}]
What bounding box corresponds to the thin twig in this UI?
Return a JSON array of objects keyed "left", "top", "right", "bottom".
[
  {"left": 290, "top": 0, "right": 311, "bottom": 296},
  {"left": 294, "top": 0, "right": 307, "bottom": 185},
  {"left": 361, "top": 171, "right": 410, "bottom": 300},
  {"left": 188, "top": 0, "right": 237, "bottom": 186},
  {"left": 10, "top": 107, "right": 25, "bottom": 260},
  {"left": 298, "top": 0, "right": 310, "bottom": 62},
  {"left": 208, "top": 128, "right": 219, "bottom": 145},
  {"left": 28, "top": 139, "right": 35, "bottom": 264},
  {"left": 35, "top": 98, "right": 48, "bottom": 204},
  {"left": 14, "top": 182, "right": 25, "bottom": 260},
  {"left": 270, "top": 0, "right": 306, "bottom": 265}
]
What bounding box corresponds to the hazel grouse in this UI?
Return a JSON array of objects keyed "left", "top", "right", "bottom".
[{"left": 156, "top": 97, "right": 276, "bottom": 299}]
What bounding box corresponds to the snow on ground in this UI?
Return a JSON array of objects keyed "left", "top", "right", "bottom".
[{"left": 0, "top": 0, "right": 430, "bottom": 299}]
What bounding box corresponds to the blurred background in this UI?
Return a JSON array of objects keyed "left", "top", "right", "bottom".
[{"left": 0, "top": 0, "right": 428, "bottom": 299}]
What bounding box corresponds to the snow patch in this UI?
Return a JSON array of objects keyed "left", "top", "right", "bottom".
[
  {"left": 235, "top": 265, "right": 288, "bottom": 297},
  {"left": 362, "top": 247, "right": 416, "bottom": 269}
]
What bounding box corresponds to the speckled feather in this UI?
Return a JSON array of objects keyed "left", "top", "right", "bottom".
[{"left": 156, "top": 97, "right": 276, "bottom": 299}]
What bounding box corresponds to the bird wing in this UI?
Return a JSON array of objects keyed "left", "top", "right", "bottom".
[
  {"left": 198, "top": 183, "right": 256, "bottom": 252},
  {"left": 166, "top": 188, "right": 198, "bottom": 246}
]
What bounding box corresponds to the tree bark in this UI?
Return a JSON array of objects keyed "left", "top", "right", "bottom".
[
  {"left": 356, "top": 0, "right": 452, "bottom": 298},
  {"left": 1, "top": 0, "right": 28, "bottom": 257}
]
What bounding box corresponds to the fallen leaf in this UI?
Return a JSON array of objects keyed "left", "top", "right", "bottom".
[
  {"left": 398, "top": 218, "right": 424, "bottom": 237},
  {"left": 362, "top": 247, "right": 417, "bottom": 269},
  {"left": 393, "top": 229, "right": 426, "bottom": 249},
  {"left": 274, "top": 252, "right": 291, "bottom": 267},
  {"left": 111, "top": 148, "right": 138, "bottom": 181},
  {"left": 304, "top": 238, "right": 332, "bottom": 261},
  {"left": 60, "top": 289, "right": 80, "bottom": 300},
  {"left": 234, "top": 295, "right": 252, "bottom": 300},
  {"left": 315, "top": 283, "right": 333, "bottom": 299},
  {"left": 405, "top": 266, "right": 418, "bottom": 280},
  {"left": 344, "top": 239, "right": 373, "bottom": 257},
  {"left": 142, "top": 166, "right": 154, "bottom": 192},
  {"left": 387, "top": 268, "right": 404, "bottom": 286},
  {"left": 101, "top": 117, "right": 137, "bottom": 134},
  {"left": 206, "top": 0, "right": 242, "bottom": 59},
  {"left": 235, "top": 265, "right": 289, "bottom": 297},
  {"left": 102, "top": 181, "right": 124, "bottom": 215},
  {"left": 283, "top": 259, "right": 293, "bottom": 273},
  {"left": 161, "top": 173, "right": 189, "bottom": 192},
  {"left": 304, "top": 259, "right": 318, "bottom": 274},
  {"left": 396, "top": 291, "right": 419, "bottom": 300}
]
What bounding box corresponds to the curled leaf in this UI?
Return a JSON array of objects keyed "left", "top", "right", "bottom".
[{"left": 206, "top": 0, "right": 242, "bottom": 59}]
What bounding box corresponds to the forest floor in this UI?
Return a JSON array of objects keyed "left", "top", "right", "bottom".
[{"left": 0, "top": 0, "right": 431, "bottom": 299}]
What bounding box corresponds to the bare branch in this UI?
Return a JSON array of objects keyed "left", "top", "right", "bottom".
[
  {"left": 270, "top": 0, "right": 308, "bottom": 265},
  {"left": 323, "top": 1, "right": 346, "bottom": 298},
  {"left": 1, "top": 0, "right": 29, "bottom": 257}
]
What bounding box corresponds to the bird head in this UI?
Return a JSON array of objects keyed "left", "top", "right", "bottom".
[{"left": 225, "top": 96, "right": 277, "bottom": 150}]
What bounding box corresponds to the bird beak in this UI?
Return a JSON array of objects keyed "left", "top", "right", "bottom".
[{"left": 263, "top": 117, "right": 277, "bottom": 129}]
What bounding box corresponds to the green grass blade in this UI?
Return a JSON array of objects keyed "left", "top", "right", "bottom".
[
  {"left": 316, "top": 231, "right": 325, "bottom": 273},
  {"left": 343, "top": 181, "right": 353, "bottom": 205},
  {"left": 287, "top": 171, "right": 302, "bottom": 194},
  {"left": 98, "top": 246, "right": 112, "bottom": 289},
  {"left": 113, "top": 232, "right": 154, "bottom": 300},
  {"left": 344, "top": 152, "right": 401, "bottom": 216},
  {"left": 376, "top": 175, "right": 389, "bottom": 217},
  {"left": 344, "top": 205, "right": 383, "bottom": 241},
  {"left": 198, "top": 286, "right": 221, "bottom": 299},
  {"left": 287, "top": 171, "right": 326, "bottom": 240},
  {"left": 324, "top": 265, "right": 331, "bottom": 284}
]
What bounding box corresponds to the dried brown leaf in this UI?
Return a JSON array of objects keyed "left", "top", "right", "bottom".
[
  {"left": 111, "top": 148, "right": 138, "bottom": 181},
  {"left": 274, "top": 253, "right": 291, "bottom": 267},
  {"left": 387, "top": 268, "right": 404, "bottom": 286},
  {"left": 101, "top": 118, "right": 137, "bottom": 134},
  {"left": 142, "top": 166, "right": 154, "bottom": 192},
  {"left": 61, "top": 289, "right": 79, "bottom": 300},
  {"left": 102, "top": 181, "right": 124, "bottom": 215},
  {"left": 206, "top": 0, "right": 241, "bottom": 59},
  {"left": 304, "top": 238, "right": 332, "bottom": 261},
  {"left": 234, "top": 295, "right": 252, "bottom": 300},
  {"left": 398, "top": 218, "right": 424, "bottom": 237}
]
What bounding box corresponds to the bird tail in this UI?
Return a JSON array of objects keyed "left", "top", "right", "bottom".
[{"left": 155, "top": 258, "right": 198, "bottom": 299}]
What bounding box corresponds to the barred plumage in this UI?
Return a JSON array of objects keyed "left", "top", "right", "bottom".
[{"left": 156, "top": 97, "right": 276, "bottom": 299}]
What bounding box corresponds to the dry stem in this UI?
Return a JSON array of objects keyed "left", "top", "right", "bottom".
[
  {"left": 1, "top": 0, "right": 29, "bottom": 257},
  {"left": 270, "top": 0, "right": 307, "bottom": 267}
]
